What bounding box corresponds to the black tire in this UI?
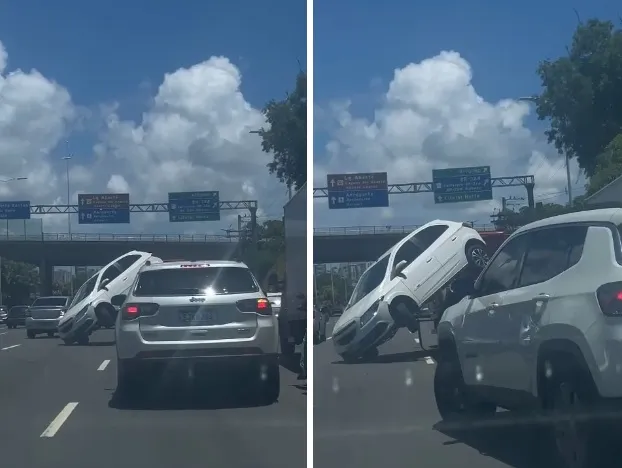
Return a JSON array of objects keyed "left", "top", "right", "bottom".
[
  {"left": 465, "top": 242, "right": 489, "bottom": 269},
  {"left": 257, "top": 362, "right": 280, "bottom": 404},
  {"left": 116, "top": 358, "right": 144, "bottom": 399},
  {"left": 389, "top": 298, "right": 420, "bottom": 332},
  {"left": 541, "top": 357, "right": 604, "bottom": 468},
  {"left": 75, "top": 334, "right": 89, "bottom": 345},
  {"left": 95, "top": 303, "right": 116, "bottom": 328},
  {"left": 434, "top": 357, "right": 496, "bottom": 421},
  {"left": 26, "top": 330, "right": 36, "bottom": 339}
]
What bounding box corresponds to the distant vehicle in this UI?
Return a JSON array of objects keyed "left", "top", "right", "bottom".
[
  {"left": 6, "top": 306, "right": 29, "bottom": 328},
  {"left": 25, "top": 296, "right": 71, "bottom": 338},
  {"left": 58, "top": 251, "right": 162, "bottom": 345},
  {"left": 313, "top": 305, "right": 327, "bottom": 344},
  {"left": 0, "top": 305, "right": 7, "bottom": 324},
  {"left": 113, "top": 260, "right": 279, "bottom": 403},
  {"left": 332, "top": 220, "right": 488, "bottom": 362}
]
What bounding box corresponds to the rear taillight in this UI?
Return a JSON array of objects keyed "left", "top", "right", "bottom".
[
  {"left": 236, "top": 298, "right": 272, "bottom": 316},
  {"left": 121, "top": 303, "right": 159, "bottom": 321},
  {"left": 597, "top": 282, "right": 622, "bottom": 316}
]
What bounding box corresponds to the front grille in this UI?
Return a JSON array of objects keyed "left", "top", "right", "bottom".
[
  {"left": 334, "top": 321, "right": 357, "bottom": 346},
  {"left": 357, "top": 322, "right": 388, "bottom": 350}
]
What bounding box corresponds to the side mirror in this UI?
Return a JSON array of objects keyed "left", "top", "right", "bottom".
[
  {"left": 111, "top": 294, "right": 127, "bottom": 307},
  {"left": 450, "top": 277, "right": 476, "bottom": 298},
  {"left": 99, "top": 278, "right": 110, "bottom": 291},
  {"left": 391, "top": 260, "right": 408, "bottom": 280}
]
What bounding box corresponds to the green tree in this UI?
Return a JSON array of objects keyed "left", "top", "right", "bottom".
[
  {"left": 535, "top": 19, "right": 622, "bottom": 177},
  {"left": 257, "top": 71, "right": 306, "bottom": 191},
  {"left": 1, "top": 260, "right": 39, "bottom": 306},
  {"left": 587, "top": 133, "right": 622, "bottom": 195},
  {"left": 240, "top": 219, "right": 286, "bottom": 287}
]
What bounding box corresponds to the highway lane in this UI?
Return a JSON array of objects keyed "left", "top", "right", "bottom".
[
  {"left": 0, "top": 326, "right": 306, "bottom": 468},
  {"left": 314, "top": 318, "right": 582, "bottom": 468}
]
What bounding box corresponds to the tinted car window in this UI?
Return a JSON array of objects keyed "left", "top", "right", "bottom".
[
  {"left": 134, "top": 267, "right": 260, "bottom": 296},
  {"left": 518, "top": 226, "right": 588, "bottom": 288},
  {"left": 101, "top": 264, "right": 122, "bottom": 285},
  {"left": 478, "top": 236, "right": 526, "bottom": 296},
  {"left": 393, "top": 240, "right": 425, "bottom": 269},
  {"left": 412, "top": 225, "right": 449, "bottom": 250},
  {"left": 70, "top": 275, "right": 98, "bottom": 307},
  {"left": 348, "top": 255, "right": 390, "bottom": 306},
  {"left": 31, "top": 297, "right": 70, "bottom": 307},
  {"left": 116, "top": 255, "right": 142, "bottom": 272}
]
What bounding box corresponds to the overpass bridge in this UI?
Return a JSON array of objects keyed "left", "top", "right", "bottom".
[
  {"left": 0, "top": 233, "right": 240, "bottom": 295},
  {"left": 313, "top": 224, "right": 501, "bottom": 264}
]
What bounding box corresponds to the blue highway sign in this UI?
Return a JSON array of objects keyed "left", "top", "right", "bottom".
[
  {"left": 432, "top": 166, "right": 492, "bottom": 204},
  {"left": 78, "top": 193, "right": 130, "bottom": 224},
  {"left": 0, "top": 201, "right": 30, "bottom": 220},
  {"left": 168, "top": 191, "right": 220, "bottom": 222},
  {"left": 327, "top": 172, "right": 389, "bottom": 209}
]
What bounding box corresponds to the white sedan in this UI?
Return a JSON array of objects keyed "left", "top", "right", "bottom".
[{"left": 332, "top": 220, "right": 489, "bottom": 362}]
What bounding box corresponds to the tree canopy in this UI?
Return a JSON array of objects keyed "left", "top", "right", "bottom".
[
  {"left": 257, "top": 71, "right": 307, "bottom": 191},
  {"left": 536, "top": 19, "right": 622, "bottom": 178},
  {"left": 1, "top": 260, "right": 38, "bottom": 306}
]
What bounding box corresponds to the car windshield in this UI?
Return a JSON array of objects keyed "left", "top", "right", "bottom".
[
  {"left": 69, "top": 274, "right": 99, "bottom": 308},
  {"left": 31, "top": 297, "right": 68, "bottom": 307},
  {"left": 348, "top": 255, "right": 390, "bottom": 307},
  {"left": 133, "top": 267, "right": 260, "bottom": 296}
]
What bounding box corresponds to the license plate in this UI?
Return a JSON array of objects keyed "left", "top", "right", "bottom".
[{"left": 178, "top": 309, "right": 219, "bottom": 324}]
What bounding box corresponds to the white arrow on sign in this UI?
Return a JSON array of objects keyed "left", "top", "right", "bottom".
[
  {"left": 436, "top": 195, "right": 443, "bottom": 202},
  {"left": 330, "top": 179, "right": 336, "bottom": 187},
  {"left": 483, "top": 179, "right": 490, "bottom": 186},
  {"left": 330, "top": 196, "right": 336, "bottom": 204}
]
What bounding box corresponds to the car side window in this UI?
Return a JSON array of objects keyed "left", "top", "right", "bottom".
[
  {"left": 477, "top": 236, "right": 526, "bottom": 296},
  {"left": 518, "top": 226, "right": 588, "bottom": 288},
  {"left": 100, "top": 264, "right": 122, "bottom": 285},
  {"left": 412, "top": 225, "right": 449, "bottom": 250},
  {"left": 116, "top": 254, "right": 142, "bottom": 273},
  {"left": 393, "top": 240, "right": 424, "bottom": 269}
]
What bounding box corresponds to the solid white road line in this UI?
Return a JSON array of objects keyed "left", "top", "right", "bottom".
[
  {"left": 424, "top": 356, "right": 435, "bottom": 365},
  {"left": 40, "top": 402, "right": 79, "bottom": 438},
  {"left": 97, "top": 359, "right": 110, "bottom": 371},
  {"left": 1, "top": 344, "right": 20, "bottom": 351}
]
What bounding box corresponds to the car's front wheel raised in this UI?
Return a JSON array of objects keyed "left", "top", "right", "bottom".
[{"left": 465, "top": 242, "right": 489, "bottom": 269}]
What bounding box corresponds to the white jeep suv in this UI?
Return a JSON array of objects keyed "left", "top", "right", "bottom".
[
  {"left": 431, "top": 208, "right": 622, "bottom": 468},
  {"left": 333, "top": 220, "right": 488, "bottom": 362}
]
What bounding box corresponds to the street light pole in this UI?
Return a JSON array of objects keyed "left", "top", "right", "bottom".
[
  {"left": 62, "top": 155, "right": 73, "bottom": 296},
  {"left": 0, "top": 176, "right": 28, "bottom": 306},
  {"left": 518, "top": 96, "right": 572, "bottom": 208}
]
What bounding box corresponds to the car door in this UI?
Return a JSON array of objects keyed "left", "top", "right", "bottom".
[
  {"left": 100, "top": 253, "right": 148, "bottom": 297},
  {"left": 391, "top": 234, "right": 441, "bottom": 304},
  {"left": 458, "top": 235, "right": 526, "bottom": 387},
  {"left": 494, "top": 225, "right": 588, "bottom": 395}
]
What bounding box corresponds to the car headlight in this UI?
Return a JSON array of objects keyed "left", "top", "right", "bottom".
[{"left": 360, "top": 300, "right": 381, "bottom": 328}]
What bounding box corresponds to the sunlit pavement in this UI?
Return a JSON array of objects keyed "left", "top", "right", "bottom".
[
  {"left": 313, "top": 317, "right": 622, "bottom": 468},
  {"left": 0, "top": 327, "right": 306, "bottom": 468}
]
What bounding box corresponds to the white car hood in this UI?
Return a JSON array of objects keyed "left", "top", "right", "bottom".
[
  {"left": 334, "top": 288, "right": 382, "bottom": 334},
  {"left": 59, "top": 302, "right": 90, "bottom": 325}
]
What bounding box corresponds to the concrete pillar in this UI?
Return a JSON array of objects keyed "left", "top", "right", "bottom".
[
  {"left": 525, "top": 183, "right": 535, "bottom": 209},
  {"left": 39, "top": 258, "right": 54, "bottom": 296}
]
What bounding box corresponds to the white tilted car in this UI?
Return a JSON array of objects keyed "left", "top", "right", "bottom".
[
  {"left": 58, "top": 251, "right": 162, "bottom": 345},
  {"left": 332, "top": 220, "right": 489, "bottom": 362}
]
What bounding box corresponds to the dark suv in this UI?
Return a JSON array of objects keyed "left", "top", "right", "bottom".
[{"left": 7, "top": 305, "right": 29, "bottom": 328}]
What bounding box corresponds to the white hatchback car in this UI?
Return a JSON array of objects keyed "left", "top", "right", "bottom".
[
  {"left": 114, "top": 260, "right": 280, "bottom": 403},
  {"left": 58, "top": 251, "right": 162, "bottom": 345},
  {"left": 333, "top": 220, "right": 488, "bottom": 362}
]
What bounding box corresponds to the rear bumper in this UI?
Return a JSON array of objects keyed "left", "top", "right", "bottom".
[
  {"left": 116, "top": 322, "right": 279, "bottom": 360},
  {"left": 26, "top": 317, "right": 60, "bottom": 331}
]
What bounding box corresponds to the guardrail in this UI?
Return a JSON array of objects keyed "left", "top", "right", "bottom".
[
  {"left": 313, "top": 224, "right": 499, "bottom": 235},
  {"left": 0, "top": 233, "right": 238, "bottom": 243}
]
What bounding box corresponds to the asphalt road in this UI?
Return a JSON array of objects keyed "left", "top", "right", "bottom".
[
  {"left": 314, "top": 317, "right": 614, "bottom": 468},
  {"left": 0, "top": 325, "right": 306, "bottom": 468}
]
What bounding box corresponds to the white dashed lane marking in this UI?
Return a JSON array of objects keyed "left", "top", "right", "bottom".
[
  {"left": 1, "top": 344, "right": 20, "bottom": 351},
  {"left": 424, "top": 356, "right": 435, "bottom": 365},
  {"left": 40, "top": 402, "right": 79, "bottom": 438},
  {"left": 97, "top": 359, "right": 110, "bottom": 371}
]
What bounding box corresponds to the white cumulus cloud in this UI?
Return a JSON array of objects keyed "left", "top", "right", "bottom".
[{"left": 314, "top": 51, "right": 584, "bottom": 230}]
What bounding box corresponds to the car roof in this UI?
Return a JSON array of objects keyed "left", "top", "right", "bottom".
[
  {"left": 141, "top": 260, "right": 249, "bottom": 272},
  {"left": 514, "top": 208, "right": 622, "bottom": 235},
  {"left": 377, "top": 219, "right": 462, "bottom": 258}
]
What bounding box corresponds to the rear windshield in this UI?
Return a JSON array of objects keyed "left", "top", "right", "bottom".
[
  {"left": 32, "top": 297, "right": 68, "bottom": 307},
  {"left": 10, "top": 306, "right": 28, "bottom": 313},
  {"left": 133, "top": 267, "right": 260, "bottom": 296}
]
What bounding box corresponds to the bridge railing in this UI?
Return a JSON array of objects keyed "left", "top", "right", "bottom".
[
  {"left": 0, "top": 233, "right": 237, "bottom": 243},
  {"left": 313, "top": 224, "right": 498, "bottom": 235}
]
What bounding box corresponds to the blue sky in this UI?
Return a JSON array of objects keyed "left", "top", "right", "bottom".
[
  {"left": 0, "top": 0, "right": 306, "bottom": 234},
  {"left": 313, "top": 0, "right": 619, "bottom": 227}
]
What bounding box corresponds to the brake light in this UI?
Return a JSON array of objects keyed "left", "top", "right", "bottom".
[
  {"left": 236, "top": 298, "right": 272, "bottom": 316},
  {"left": 597, "top": 282, "right": 622, "bottom": 316},
  {"left": 121, "top": 303, "right": 159, "bottom": 321},
  {"left": 180, "top": 264, "right": 210, "bottom": 268}
]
